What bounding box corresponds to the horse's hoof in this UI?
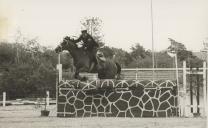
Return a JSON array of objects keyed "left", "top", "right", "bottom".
[
  {"left": 74, "top": 75, "right": 78, "bottom": 79},
  {"left": 116, "top": 75, "right": 121, "bottom": 80},
  {"left": 80, "top": 77, "right": 88, "bottom": 81}
]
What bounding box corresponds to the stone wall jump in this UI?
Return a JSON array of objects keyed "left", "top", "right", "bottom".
[{"left": 57, "top": 80, "right": 178, "bottom": 117}]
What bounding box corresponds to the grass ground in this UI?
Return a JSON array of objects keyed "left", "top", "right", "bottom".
[{"left": 0, "top": 105, "right": 206, "bottom": 128}]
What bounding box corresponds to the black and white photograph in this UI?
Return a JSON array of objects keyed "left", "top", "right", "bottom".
[{"left": 0, "top": 0, "right": 207, "bottom": 127}]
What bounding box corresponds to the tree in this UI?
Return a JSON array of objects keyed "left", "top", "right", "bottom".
[
  {"left": 59, "top": 52, "right": 73, "bottom": 70},
  {"left": 167, "top": 38, "right": 203, "bottom": 67},
  {"left": 127, "top": 43, "right": 152, "bottom": 68},
  {"left": 155, "top": 52, "right": 174, "bottom": 68},
  {"left": 168, "top": 38, "right": 186, "bottom": 52},
  {"left": 111, "top": 48, "right": 133, "bottom": 68},
  {"left": 0, "top": 41, "right": 57, "bottom": 99},
  {"left": 130, "top": 43, "right": 150, "bottom": 60},
  {"left": 0, "top": 43, "right": 16, "bottom": 66},
  {"left": 167, "top": 38, "right": 192, "bottom": 62},
  {"left": 80, "top": 17, "right": 104, "bottom": 46},
  {"left": 1, "top": 64, "right": 35, "bottom": 99}
]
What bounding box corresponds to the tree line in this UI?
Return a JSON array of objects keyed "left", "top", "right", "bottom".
[
  {"left": 0, "top": 17, "right": 203, "bottom": 99},
  {"left": 0, "top": 37, "right": 202, "bottom": 99}
]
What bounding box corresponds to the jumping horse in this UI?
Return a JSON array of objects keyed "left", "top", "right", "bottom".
[{"left": 55, "top": 36, "right": 121, "bottom": 80}]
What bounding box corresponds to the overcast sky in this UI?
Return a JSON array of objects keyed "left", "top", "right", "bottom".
[{"left": 0, "top": 0, "right": 207, "bottom": 52}]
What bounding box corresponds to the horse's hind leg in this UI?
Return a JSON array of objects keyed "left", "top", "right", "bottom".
[
  {"left": 115, "top": 62, "right": 121, "bottom": 79},
  {"left": 74, "top": 71, "right": 79, "bottom": 79}
]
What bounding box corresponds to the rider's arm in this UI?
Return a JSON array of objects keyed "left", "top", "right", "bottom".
[{"left": 73, "top": 35, "right": 82, "bottom": 43}]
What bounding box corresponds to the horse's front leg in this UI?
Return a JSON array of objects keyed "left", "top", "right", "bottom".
[
  {"left": 74, "top": 71, "right": 79, "bottom": 79},
  {"left": 74, "top": 70, "right": 87, "bottom": 81}
]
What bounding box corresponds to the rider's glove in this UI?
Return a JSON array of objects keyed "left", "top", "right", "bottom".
[{"left": 71, "top": 38, "right": 74, "bottom": 41}]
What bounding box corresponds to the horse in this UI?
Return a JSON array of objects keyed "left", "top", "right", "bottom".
[{"left": 55, "top": 36, "right": 121, "bottom": 80}]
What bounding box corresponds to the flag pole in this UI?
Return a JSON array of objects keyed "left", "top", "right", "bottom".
[
  {"left": 167, "top": 39, "right": 180, "bottom": 117},
  {"left": 150, "top": 0, "right": 155, "bottom": 80}
]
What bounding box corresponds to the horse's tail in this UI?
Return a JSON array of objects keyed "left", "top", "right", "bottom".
[{"left": 115, "top": 62, "right": 121, "bottom": 79}]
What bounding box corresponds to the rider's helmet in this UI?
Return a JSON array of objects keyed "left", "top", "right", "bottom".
[
  {"left": 81, "top": 30, "right": 87, "bottom": 34},
  {"left": 81, "top": 28, "right": 88, "bottom": 38}
]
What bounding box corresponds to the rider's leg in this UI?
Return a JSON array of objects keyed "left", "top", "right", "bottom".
[
  {"left": 74, "top": 71, "right": 79, "bottom": 79},
  {"left": 89, "top": 62, "right": 95, "bottom": 72}
]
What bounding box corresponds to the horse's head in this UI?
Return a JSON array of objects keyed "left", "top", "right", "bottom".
[{"left": 55, "top": 36, "right": 77, "bottom": 53}]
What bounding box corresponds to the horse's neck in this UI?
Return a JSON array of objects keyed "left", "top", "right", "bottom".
[
  {"left": 67, "top": 50, "right": 78, "bottom": 63},
  {"left": 68, "top": 49, "right": 88, "bottom": 64}
]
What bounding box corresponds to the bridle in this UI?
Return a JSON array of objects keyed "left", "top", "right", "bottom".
[
  {"left": 57, "top": 43, "right": 63, "bottom": 52},
  {"left": 57, "top": 37, "right": 77, "bottom": 52}
]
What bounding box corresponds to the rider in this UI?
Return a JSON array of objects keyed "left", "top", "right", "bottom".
[{"left": 73, "top": 29, "right": 99, "bottom": 71}]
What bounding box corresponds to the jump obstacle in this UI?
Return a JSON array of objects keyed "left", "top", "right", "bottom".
[
  {"left": 56, "top": 54, "right": 208, "bottom": 117},
  {"left": 0, "top": 92, "right": 6, "bottom": 107},
  {"left": 1, "top": 91, "right": 50, "bottom": 106}
]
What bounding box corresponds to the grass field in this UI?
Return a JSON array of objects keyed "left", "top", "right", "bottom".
[{"left": 0, "top": 105, "right": 206, "bottom": 128}]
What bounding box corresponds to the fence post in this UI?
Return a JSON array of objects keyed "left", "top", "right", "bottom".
[
  {"left": 57, "top": 64, "right": 62, "bottom": 82},
  {"left": 182, "top": 61, "right": 187, "bottom": 116},
  {"left": 203, "top": 62, "right": 207, "bottom": 117},
  {"left": 196, "top": 67, "right": 200, "bottom": 114},
  {"left": 3, "top": 92, "right": 6, "bottom": 107},
  {"left": 174, "top": 54, "right": 181, "bottom": 117},
  {"left": 207, "top": 75, "right": 208, "bottom": 121},
  {"left": 190, "top": 67, "right": 193, "bottom": 113},
  {"left": 46, "top": 91, "right": 50, "bottom": 107},
  {"left": 57, "top": 54, "right": 62, "bottom": 82}
]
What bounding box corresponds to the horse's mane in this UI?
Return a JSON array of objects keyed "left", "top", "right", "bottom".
[{"left": 64, "top": 36, "right": 79, "bottom": 49}]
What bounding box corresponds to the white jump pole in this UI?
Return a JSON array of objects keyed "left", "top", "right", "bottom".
[
  {"left": 46, "top": 91, "right": 50, "bottom": 107},
  {"left": 3, "top": 92, "right": 6, "bottom": 107},
  {"left": 206, "top": 78, "right": 208, "bottom": 126},
  {"left": 56, "top": 54, "right": 62, "bottom": 82},
  {"left": 175, "top": 53, "right": 181, "bottom": 117},
  {"left": 182, "top": 61, "right": 187, "bottom": 117},
  {"left": 203, "top": 62, "right": 207, "bottom": 117},
  {"left": 205, "top": 61, "right": 208, "bottom": 121},
  {"left": 136, "top": 68, "right": 138, "bottom": 80}
]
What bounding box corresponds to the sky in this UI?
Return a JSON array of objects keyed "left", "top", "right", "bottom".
[{"left": 0, "top": 0, "right": 208, "bottom": 52}]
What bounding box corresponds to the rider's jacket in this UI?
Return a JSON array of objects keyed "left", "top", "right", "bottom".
[{"left": 74, "top": 33, "right": 99, "bottom": 51}]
